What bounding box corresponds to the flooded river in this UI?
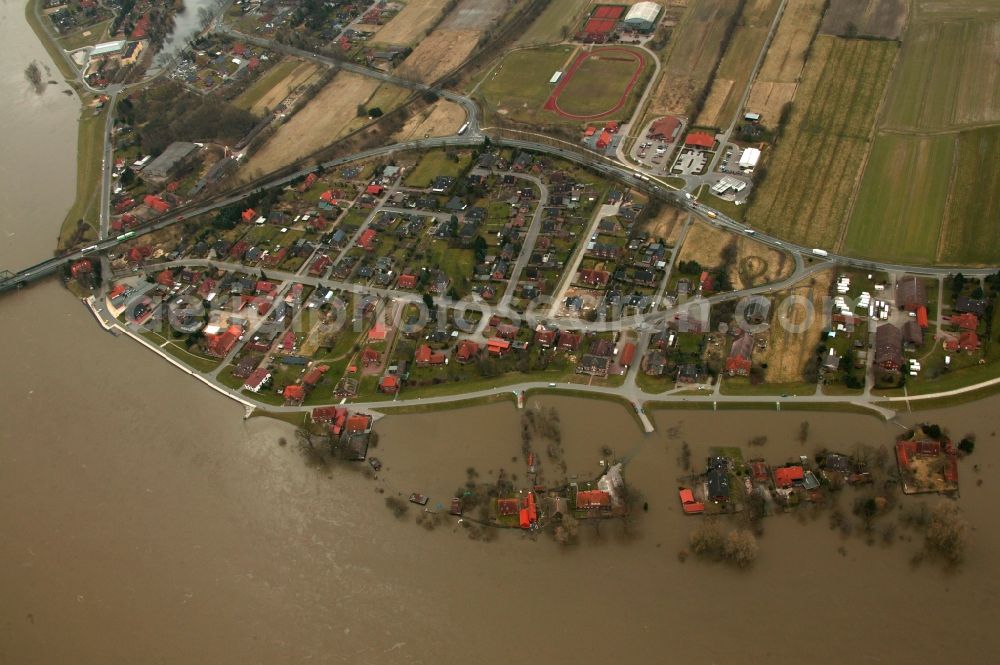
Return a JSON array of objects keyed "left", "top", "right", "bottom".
[{"left": 1, "top": 3, "right": 998, "bottom": 663}]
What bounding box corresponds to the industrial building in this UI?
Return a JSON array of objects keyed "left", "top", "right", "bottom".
[
  {"left": 140, "top": 142, "right": 201, "bottom": 184},
  {"left": 739, "top": 147, "right": 761, "bottom": 169},
  {"left": 623, "top": 2, "right": 662, "bottom": 33},
  {"left": 712, "top": 176, "right": 747, "bottom": 195}
]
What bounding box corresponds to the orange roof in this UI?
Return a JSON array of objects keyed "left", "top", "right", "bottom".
[
  {"left": 283, "top": 385, "right": 306, "bottom": 401},
  {"left": 684, "top": 131, "right": 715, "bottom": 148},
  {"left": 576, "top": 489, "right": 611, "bottom": 509},
  {"left": 773, "top": 465, "right": 804, "bottom": 488}
]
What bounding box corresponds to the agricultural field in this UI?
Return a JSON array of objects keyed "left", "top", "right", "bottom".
[
  {"left": 515, "top": 0, "right": 591, "bottom": 45},
  {"left": 370, "top": 0, "right": 450, "bottom": 45},
  {"left": 395, "top": 28, "right": 481, "bottom": 83},
  {"left": 695, "top": 0, "right": 782, "bottom": 128},
  {"left": 879, "top": 16, "right": 1000, "bottom": 131},
  {"left": 242, "top": 71, "right": 383, "bottom": 176},
  {"left": 645, "top": 0, "right": 742, "bottom": 118},
  {"left": 820, "top": 0, "right": 909, "bottom": 39},
  {"left": 476, "top": 46, "right": 578, "bottom": 123},
  {"left": 936, "top": 127, "right": 1000, "bottom": 265},
  {"left": 394, "top": 0, "right": 514, "bottom": 82},
  {"left": 843, "top": 134, "right": 953, "bottom": 264},
  {"left": 391, "top": 99, "right": 467, "bottom": 141},
  {"left": 744, "top": 36, "right": 897, "bottom": 250},
  {"left": 745, "top": 0, "right": 827, "bottom": 125},
  {"left": 840, "top": 1, "right": 1000, "bottom": 265},
  {"left": 232, "top": 59, "right": 321, "bottom": 117}
]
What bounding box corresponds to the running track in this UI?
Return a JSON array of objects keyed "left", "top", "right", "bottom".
[{"left": 544, "top": 47, "right": 647, "bottom": 120}]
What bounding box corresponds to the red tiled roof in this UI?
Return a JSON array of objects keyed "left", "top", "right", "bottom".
[
  {"left": 576, "top": 489, "right": 611, "bottom": 509},
  {"left": 773, "top": 466, "right": 804, "bottom": 489},
  {"left": 649, "top": 116, "right": 680, "bottom": 139},
  {"left": 283, "top": 385, "right": 306, "bottom": 402},
  {"left": 684, "top": 132, "right": 715, "bottom": 149},
  {"left": 619, "top": 342, "right": 636, "bottom": 367}
]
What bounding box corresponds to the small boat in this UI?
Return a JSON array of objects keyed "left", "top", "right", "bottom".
[
  {"left": 409, "top": 493, "right": 429, "bottom": 506},
  {"left": 449, "top": 497, "right": 463, "bottom": 516},
  {"left": 368, "top": 456, "right": 382, "bottom": 471}
]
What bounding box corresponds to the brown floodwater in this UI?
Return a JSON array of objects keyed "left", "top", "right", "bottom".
[{"left": 1, "top": 3, "right": 998, "bottom": 664}]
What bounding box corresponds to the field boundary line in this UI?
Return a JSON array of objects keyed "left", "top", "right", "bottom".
[{"left": 836, "top": 40, "right": 901, "bottom": 254}]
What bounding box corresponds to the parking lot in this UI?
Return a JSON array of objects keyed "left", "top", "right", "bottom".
[{"left": 629, "top": 116, "right": 686, "bottom": 174}]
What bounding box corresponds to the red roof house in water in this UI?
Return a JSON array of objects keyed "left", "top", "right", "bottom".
[
  {"left": 497, "top": 498, "right": 520, "bottom": 516},
  {"left": 773, "top": 465, "right": 804, "bottom": 489},
  {"left": 576, "top": 489, "right": 611, "bottom": 510}
]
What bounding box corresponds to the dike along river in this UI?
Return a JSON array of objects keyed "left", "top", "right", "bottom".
[{"left": 1, "top": 3, "right": 997, "bottom": 663}]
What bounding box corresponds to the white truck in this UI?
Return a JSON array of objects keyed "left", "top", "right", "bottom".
[{"left": 811, "top": 248, "right": 829, "bottom": 257}]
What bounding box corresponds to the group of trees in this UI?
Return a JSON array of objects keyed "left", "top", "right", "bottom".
[
  {"left": 688, "top": 521, "right": 759, "bottom": 568},
  {"left": 118, "top": 83, "right": 257, "bottom": 155}
]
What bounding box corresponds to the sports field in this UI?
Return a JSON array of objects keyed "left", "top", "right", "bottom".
[
  {"left": 744, "top": 36, "right": 897, "bottom": 250},
  {"left": 843, "top": 134, "right": 953, "bottom": 264},
  {"left": 477, "top": 46, "right": 578, "bottom": 123},
  {"left": 546, "top": 47, "right": 647, "bottom": 119}
]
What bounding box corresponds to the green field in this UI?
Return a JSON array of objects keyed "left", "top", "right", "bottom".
[
  {"left": 844, "top": 134, "right": 953, "bottom": 263},
  {"left": 402, "top": 149, "right": 473, "bottom": 188},
  {"left": 515, "top": 0, "right": 591, "bottom": 45},
  {"left": 555, "top": 48, "right": 648, "bottom": 118},
  {"left": 937, "top": 127, "right": 1000, "bottom": 264},
  {"left": 745, "top": 36, "right": 897, "bottom": 249},
  {"left": 881, "top": 17, "right": 1000, "bottom": 131},
  {"left": 477, "top": 46, "right": 577, "bottom": 123}
]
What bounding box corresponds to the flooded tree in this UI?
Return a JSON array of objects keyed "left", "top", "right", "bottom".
[
  {"left": 385, "top": 497, "right": 409, "bottom": 519},
  {"left": 724, "top": 530, "right": 759, "bottom": 568},
  {"left": 924, "top": 501, "right": 967, "bottom": 566},
  {"left": 24, "top": 62, "right": 44, "bottom": 95},
  {"left": 797, "top": 421, "right": 810, "bottom": 445}
]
